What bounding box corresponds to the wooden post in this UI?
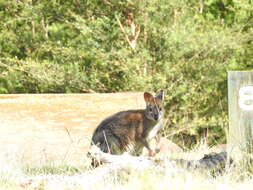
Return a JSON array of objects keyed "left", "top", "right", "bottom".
[{"left": 228, "top": 71, "right": 253, "bottom": 163}]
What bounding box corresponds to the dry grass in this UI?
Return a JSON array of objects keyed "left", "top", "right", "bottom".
[
  {"left": 2, "top": 94, "right": 252, "bottom": 189},
  {"left": 1, "top": 142, "right": 253, "bottom": 190}
]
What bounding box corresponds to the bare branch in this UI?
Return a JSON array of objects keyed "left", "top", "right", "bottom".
[
  {"left": 115, "top": 16, "right": 134, "bottom": 49},
  {"left": 87, "top": 145, "right": 230, "bottom": 171},
  {"left": 64, "top": 127, "right": 74, "bottom": 143}
]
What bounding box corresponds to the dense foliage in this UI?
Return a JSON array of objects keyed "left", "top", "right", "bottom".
[{"left": 0, "top": 0, "right": 253, "bottom": 146}]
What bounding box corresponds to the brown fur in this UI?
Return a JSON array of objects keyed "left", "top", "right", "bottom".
[{"left": 91, "top": 91, "right": 165, "bottom": 160}]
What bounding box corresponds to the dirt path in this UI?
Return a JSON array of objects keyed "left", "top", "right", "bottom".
[{"left": 0, "top": 93, "right": 145, "bottom": 164}]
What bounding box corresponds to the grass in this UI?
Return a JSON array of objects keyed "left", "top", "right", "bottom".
[
  {"left": 22, "top": 162, "right": 89, "bottom": 176},
  {"left": 1, "top": 142, "right": 253, "bottom": 190}
]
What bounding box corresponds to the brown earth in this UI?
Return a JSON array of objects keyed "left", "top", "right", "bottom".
[{"left": 0, "top": 93, "right": 145, "bottom": 164}]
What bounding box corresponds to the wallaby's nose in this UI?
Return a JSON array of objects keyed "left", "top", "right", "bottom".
[{"left": 154, "top": 114, "right": 159, "bottom": 120}]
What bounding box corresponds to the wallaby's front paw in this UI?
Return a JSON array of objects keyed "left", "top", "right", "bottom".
[{"left": 148, "top": 150, "right": 156, "bottom": 157}]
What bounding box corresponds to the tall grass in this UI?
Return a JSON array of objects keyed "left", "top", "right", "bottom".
[{"left": 1, "top": 142, "right": 253, "bottom": 190}]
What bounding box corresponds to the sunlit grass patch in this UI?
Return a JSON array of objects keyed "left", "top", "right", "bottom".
[
  {"left": 22, "top": 162, "right": 89, "bottom": 176},
  {"left": 1, "top": 142, "right": 253, "bottom": 190},
  {"left": 0, "top": 160, "right": 24, "bottom": 190}
]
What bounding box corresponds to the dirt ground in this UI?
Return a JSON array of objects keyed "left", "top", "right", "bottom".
[{"left": 0, "top": 92, "right": 145, "bottom": 164}]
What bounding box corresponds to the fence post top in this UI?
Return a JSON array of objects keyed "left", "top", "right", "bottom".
[{"left": 228, "top": 70, "right": 253, "bottom": 73}]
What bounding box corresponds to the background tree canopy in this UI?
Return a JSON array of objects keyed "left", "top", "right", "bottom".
[{"left": 0, "top": 0, "right": 252, "bottom": 147}]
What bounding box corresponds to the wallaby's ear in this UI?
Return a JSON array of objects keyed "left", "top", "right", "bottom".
[
  {"left": 144, "top": 92, "right": 154, "bottom": 103},
  {"left": 156, "top": 90, "right": 165, "bottom": 101}
]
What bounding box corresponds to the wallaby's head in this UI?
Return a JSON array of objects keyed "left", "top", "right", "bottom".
[{"left": 144, "top": 90, "right": 165, "bottom": 121}]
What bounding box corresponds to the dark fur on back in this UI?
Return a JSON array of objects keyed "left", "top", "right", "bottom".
[{"left": 91, "top": 110, "right": 150, "bottom": 155}]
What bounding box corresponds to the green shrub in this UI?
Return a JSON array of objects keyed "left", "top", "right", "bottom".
[{"left": 0, "top": 0, "right": 253, "bottom": 146}]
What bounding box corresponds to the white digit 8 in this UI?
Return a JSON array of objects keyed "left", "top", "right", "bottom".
[{"left": 238, "top": 86, "right": 253, "bottom": 111}]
